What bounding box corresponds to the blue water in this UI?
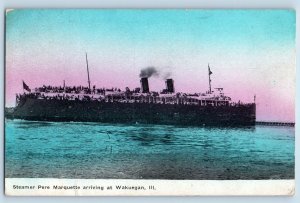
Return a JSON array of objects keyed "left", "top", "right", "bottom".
[{"left": 5, "top": 119, "right": 294, "bottom": 179}]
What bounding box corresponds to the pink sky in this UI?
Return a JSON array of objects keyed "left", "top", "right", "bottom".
[
  {"left": 5, "top": 47, "right": 295, "bottom": 122},
  {"left": 5, "top": 9, "right": 295, "bottom": 122}
]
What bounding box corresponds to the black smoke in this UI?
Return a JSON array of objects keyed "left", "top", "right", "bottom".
[{"left": 139, "top": 66, "right": 159, "bottom": 78}]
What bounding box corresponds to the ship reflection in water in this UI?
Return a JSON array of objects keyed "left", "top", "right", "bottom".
[{"left": 5, "top": 120, "right": 294, "bottom": 179}]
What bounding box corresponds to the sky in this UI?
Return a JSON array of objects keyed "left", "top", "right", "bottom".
[{"left": 5, "top": 9, "right": 296, "bottom": 122}]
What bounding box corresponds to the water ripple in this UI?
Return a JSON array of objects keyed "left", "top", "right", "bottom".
[{"left": 5, "top": 120, "right": 295, "bottom": 179}]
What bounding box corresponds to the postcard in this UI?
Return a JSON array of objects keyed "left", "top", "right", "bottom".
[{"left": 5, "top": 9, "right": 295, "bottom": 196}]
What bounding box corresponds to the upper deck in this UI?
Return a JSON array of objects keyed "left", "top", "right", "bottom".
[{"left": 16, "top": 84, "right": 253, "bottom": 108}]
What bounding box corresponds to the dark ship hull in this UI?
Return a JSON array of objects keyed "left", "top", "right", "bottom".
[{"left": 6, "top": 97, "right": 256, "bottom": 126}]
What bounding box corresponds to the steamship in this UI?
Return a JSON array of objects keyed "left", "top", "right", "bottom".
[{"left": 6, "top": 55, "right": 256, "bottom": 126}]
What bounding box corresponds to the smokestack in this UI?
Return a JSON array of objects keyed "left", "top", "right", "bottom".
[
  {"left": 165, "top": 79, "right": 174, "bottom": 93},
  {"left": 140, "top": 77, "right": 149, "bottom": 93}
]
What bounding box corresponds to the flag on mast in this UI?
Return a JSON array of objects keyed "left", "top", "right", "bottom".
[
  {"left": 208, "top": 64, "right": 213, "bottom": 75},
  {"left": 22, "top": 81, "right": 31, "bottom": 92}
]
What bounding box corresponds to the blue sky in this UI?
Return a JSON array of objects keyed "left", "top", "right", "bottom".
[{"left": 6, "top": 9, "right": 296, "bottom": 121}]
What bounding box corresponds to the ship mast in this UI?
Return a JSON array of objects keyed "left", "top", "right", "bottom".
[
  {"left": 208, "top": 64, "right": 212, "bottom": 94},
  {"left": 85, "top": 52, "right": 91, "bottom": 91}
]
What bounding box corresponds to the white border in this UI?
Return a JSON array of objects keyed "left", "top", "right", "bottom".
[
  {"left": 5, "top": 179, "right": 295, "bottom": 196},
  {"left": 1, "top": 0, "right": 299, "bottom": 202}
]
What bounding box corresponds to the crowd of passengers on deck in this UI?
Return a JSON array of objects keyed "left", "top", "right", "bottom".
[
  {"left": 34, "top": 85, "right": 125, "bottom": 95},
  {"left": 16, "top": 90, "right": 252, "bottom": 107}
]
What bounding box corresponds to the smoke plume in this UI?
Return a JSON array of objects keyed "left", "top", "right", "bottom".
[
  {"left": 163, "top": 72, "right": 172, "bottom": 80},
  {"left": 139, "top": 66, "right": 160, "bottom": 78}
]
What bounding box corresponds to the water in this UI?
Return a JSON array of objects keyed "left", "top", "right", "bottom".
[{"left": 5, "top": 119, "right": 294, "bottom": 179}]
